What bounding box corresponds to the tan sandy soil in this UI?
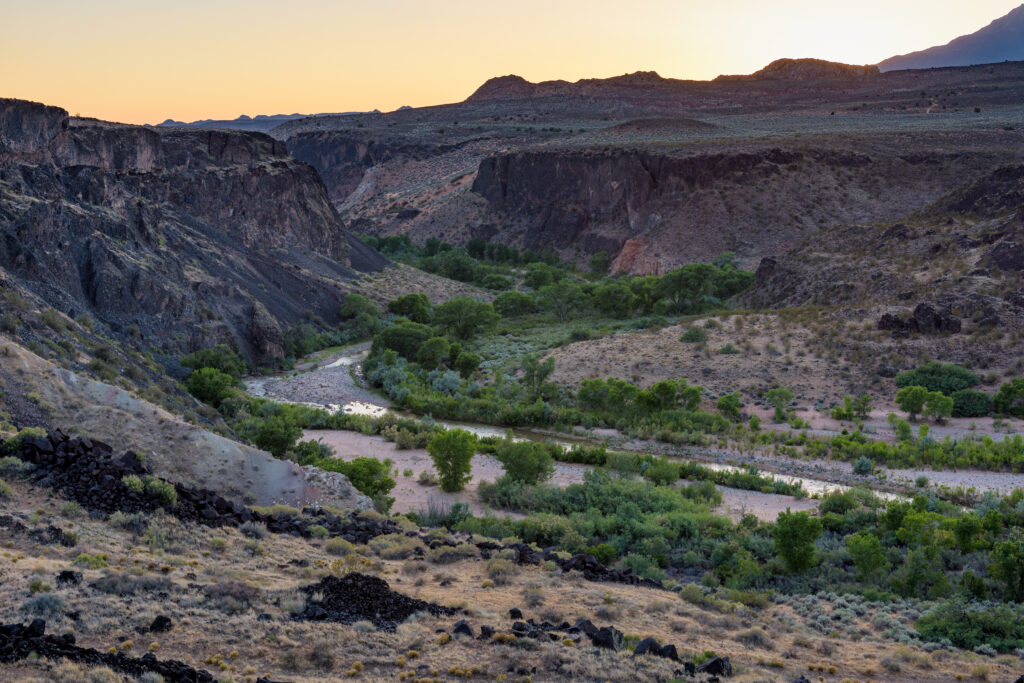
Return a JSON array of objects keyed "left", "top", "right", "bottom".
[{"left": 2, "top": 476, "right": 1019, "bottom": 683}]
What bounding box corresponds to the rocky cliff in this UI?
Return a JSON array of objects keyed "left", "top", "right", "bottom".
[
  {"left": 286, "top": 131, "right": 457, "bottom": 204},
  {"left": 469, "top": 142, "right": 1013, "bottom": 273},
  {"left": 0, "top": 98, "right": 387, "bottom": 365}
]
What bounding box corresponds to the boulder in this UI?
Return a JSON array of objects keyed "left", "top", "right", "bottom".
[
  {"left": 696, "top": 656, "right": 732, "bottom": 677},
  {"left": 149, "top": 616, "right": 173, "bottom": 633},
  {"left": 452, "top": 620, "right": 474, "bottom": 638},
  {"left": 634, "top": 637, "right": 662, "bottom": 656},
  {"left": 590, "top": 625, "right": 624, "bottom": 651}
]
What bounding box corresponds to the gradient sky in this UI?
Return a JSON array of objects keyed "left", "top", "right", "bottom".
[{"left": 1, "top": 0, "right": 1020, "bottom": 124}]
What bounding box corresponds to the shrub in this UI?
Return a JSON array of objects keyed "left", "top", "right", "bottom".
[
  {"left": 181, "top": 345, "right": 246, "bottom": 378},
  {"left": 486, "top": 557, "right": 518, "bottom": 585},
  {"left": 494, "top": 291, "right": 536, "bottom": 318},
  {"left": 74, "top": 553, "right": 109, "bottom": 569},
  {"left": 680, "top": 327, "right": 707, "bottom": 343},
  {"left": 108, "top": 511, "right": 148, "bottom": 534},
  {"left": 895, "top": 362, "right": 980, "bottom": 395},
  {"left": 0, "top": 457, "right": 32, "bottom": 477},
  {"left": 952, "top": 389, "right": 992, "bottom": 418},
  {"left": 916, "top": 600, "right": 1024, "bottom": 653},
  {"left": 587, "top": 543, "right": 617, "bottom": 565},
  {"left": 772, "top": 509, "right": 822, "bottom": 572},
  {"left": 643, "top": 458, "right": 679, "bottom": 485},
  {"left": 185, "top": 367, "right": 238, "bottom": 407},
  {"left": 142, "top": 477, "right": 177, "bottom": 506},
  {"left": 0, "top": 478, "right": 10, "bottom": 500},
  {"left": 852, "top": 456, "right": 874, "bottom": 475},
  {"left": 122, "top": 474, "right": 144, "bottom": 492},
  {"left": 387, "top": 293, "right": 431, "bottom": 324},
  {"left": 493, "top": 440, "right": 554, "bottom": 485},
  {"left": 325, "top": 537, "right": 355, "bottom": 556},
  {"left": 993, "top": 378, "right": 1024, "bottom": 418},
  {"left": 60, "top": 501, "right": 83, "bottom": 518},
  {"left": 368, "top": 533, "right": 424, "bottom": 560},
  {"left": 22, "top": 594, "right": 63, "bottom": 615},
  {"left": 426, "top": 543, "right": 478, "bottom": 564},
  {"left": 426, "top": 429, "right": 476, "bottom": 492},
  {"left": 896, "top": 385, "right": 928, "bottom": 420},
  {"left": 717, "top": 393, "right": 741, "bottom": 420},
  {"left": 240, "top": 521, "right": 269, "bottom": 539},
  {"left": 318, "top": 457, "right": 396, "bottom": 499}
]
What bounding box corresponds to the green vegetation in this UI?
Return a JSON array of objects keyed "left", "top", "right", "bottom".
[
  {"left": 895, "top": 362, "right": 980, "bottom": 395},
  {"left": 426, "top": 429, "right": 476, "bottom": 492}
]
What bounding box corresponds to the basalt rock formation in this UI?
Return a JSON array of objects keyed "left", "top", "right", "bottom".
[
  {"left": 469, "top": 144, "right": 1008, "bottom": 272},
  {"left": 287, "top": 132, "right": 458, "bottom": 204},
  {"left": 0, "top": 98, "right": 387, "bottom": 365}
]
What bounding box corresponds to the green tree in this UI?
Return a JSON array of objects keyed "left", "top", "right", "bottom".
[
  {"left": 453, "top": 351, "right": 481, "bottom": 379},
  {"left": 494, "top": 440, "right": 554, "bottom": 485},
  {"left": 185, "top": 368, "right": 238, "bottom": 408},
  {"left": 493, "top": 291, "right": 536, "bottom": 317},
  {"left": 387, "top": 293, "right": 431, "bottom": 324},
  {"left": 522, "top": 355, "right": 555, "bottom": 401},
  {"left": 994, "top": 378, "right": 1024, "bottom": 418},
  {"left": 433, "top": 297, "right": 499, "bottom": 339},
  {"left": 773, "top": 509, "right": 822, "bottom": 572},
  {"left": 852, "top": 394, "right": 873, "bottom": 420},
  {"left": 588, "top": 250, "right": 610, "bottom": 275},
  {"left": 846, "top": 532, "right": 890, "bottom": 582},
  {"left": 924, "top": 391, "right": 953, "bottom": 423},
  {"left": 524, "top": 262, "right": 563, "bottom": 289},
  {"left": 677, "top": 380, "right": 703, "bottom": 411},
  {"left": 629, "top": 276, "right": 660, "bottom": 314},
  {"left": 990, "top": 532, "right": 1024, "bottom": 602},
  {"left": 717, "top": 392, "right": 742, "bottom": 421},
  {"left": 251, "top": 415, "right": 302, "bottom": 458},
  {"left": 592, "top": 282, "right": 636, "bottom": 317},
  {"left": 415, "top": 337, "right": 450, "bottom": 369},
  {"left": 538, "top": 281, "right": 587, "bottom": 321},
  {"left": 372, "top": 321, "right": 433, "bottom": 360},
  {"left": 427, "top": 429, "right": 476, "bottom": 492},
  {"left": 339, "top": 293, "right": 378, "bottom": 319},
  {"left": 765, "top": 387, "right": 794, "bottom": 423},
  {"left": 656, "top": 263, "right": 716, "bottom": 313},
  {"left": 181, "top": 345, "right": 246, "bottom": 379},
  {"left": 896, "top": 385, "right": 929, "bottom": 421}
]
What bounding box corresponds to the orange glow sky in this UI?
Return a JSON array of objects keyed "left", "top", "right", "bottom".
[{"left": 1, "top": 0, "right": 1020, "bottom": 125}]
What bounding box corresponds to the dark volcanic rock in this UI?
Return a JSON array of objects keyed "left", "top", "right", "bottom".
[
  {"left": 149, "top": 616, "right": 173, "bottom": 633},
  {"left": 0, "top": 620, "right": 214, "bottom": 681},
  {"left": 0, "top": 98, "right": 387, "bottom": 364},
  {"left": 696, "top": 656, "right": 733, "bottom": 677},
  {"left": 989, "top": 242, "right": 1024, "bottom": 272},
  {"left": 296, "top": 573, "right": 456, "bottom": 632},
  {"left": 590, "top": 625, "right": 624, "bottom": 651},
  {"left": 910, "top": 303, "right": 961, "bottom": 334}
]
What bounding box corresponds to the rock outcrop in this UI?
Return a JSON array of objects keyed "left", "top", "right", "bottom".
[
  {"left": 287, "top": 132, "right": 456, "bottom": 203},
  {"left": 471, "top": 145, "right": 991, "bottom": 272},
  {"left": 0, "top": 98, "right": 387, "bottom": 364}
]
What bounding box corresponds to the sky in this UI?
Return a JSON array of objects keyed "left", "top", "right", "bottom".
[{"left": 1, "top": 0, "right": 1020, "bottom": 125}]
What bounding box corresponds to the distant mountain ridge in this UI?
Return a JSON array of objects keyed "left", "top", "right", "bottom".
[
  {"left": 155, "top": 110, "right": 382, "bottom": 132},
  {"left": 879, "top": 4, "right": 1024, "bottom": 71}
]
